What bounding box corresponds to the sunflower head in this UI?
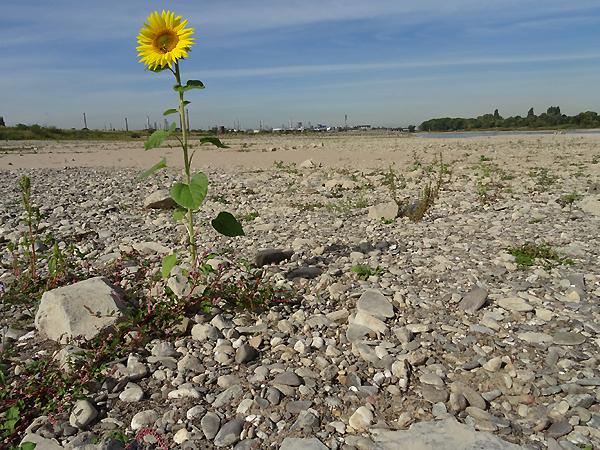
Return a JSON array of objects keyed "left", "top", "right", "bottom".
[{"left": 137, "top": 10, "right": 195, "bottom": 70}]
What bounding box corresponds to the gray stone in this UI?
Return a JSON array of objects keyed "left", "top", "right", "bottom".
[
  {"left": 290, "top": 410, "right": 320, "bottom": 432},
  {"left": 201, "top": 412, "right": 221, "bottom": 440},
  {"left": 119, "top": 382, "right": 144, "bottom": 402},
  {"left": 143, "top": 190, "right": 177, "bottom": 209},
  {"left": 580, "top": 197, "right": 600, "bottom": 216},
  {"left": 373, "top": 417, "right": 525, "bottom": 449},
  {"left": 280, "top": 438, "right": 329, "bottom": 450},
  {"left": 458, "top": 287, "right": 488, "bottom": 312},
  {"left": 356, "top": 290, "right": 394, "bottom": 318},
  {"left": 69, "top": 400, "right": 98, "bottom": 428},
  {"left": 177, "top": 354, "right": 203, "bottom": 372},
  {"left": 286, "top": 400, "right": 312, "bottom": 414},
  {"left": 552, "top": 332, "right": 585, "bottom": 345},
  {"left": 116, "top": 355, "right": 148, "bottom": 381},
  {"left": 254, "top": 249, "right": 294, "bottom": 267},
  {"left": 151, "top": 341, "right": 181, "bottom": 358},
  {"left": 547, "top": 421, "right": 573, "bottom": 439},
  {"left": 576, "top": 377, "right": 600, "bottom": 386},
  {"left": 394, "top": 327, "right": 414, "bottom": 344},
  {"left": 213, "top": 418, "right": 244, "bottom": 447},
  {"left": 272, "top": 371, "right": 302, "bottom": 386},
  {"left": 20, "top": 434, "right": 64, "bottom": 450},
  {"left": 346, "top": 323, "right": 373, "bottom": 342},
  {"left": 349, "top": 406, "right": 374, "bottom": 431},
  {"left": 132, "top": 241, "right": 171, "bottom": 255},
  {"left": 421, "top": 384, "right": 449, "bottom": 403},
  {"left": 449, "top": 393, "right": 468, "bottom": 411},
  {"left": 233, "top": 439, "right": 261, "bottom": 450},
  {"left": 213, "top": 384, "right": 243, "bottom": 408},
  {"left": 353, "top": 311, "right": 388, "bottom": 335},
  {"left": 131, "top": 410, "right": 159, "bottom": 431},
  {"left": 236, "top": 323, "right": 268, "bottom": 334},
  {"left": 450, "top": 381, "right": 486, "bottom": 410},
  {"left": 498, "top": 296, "right": 533, "bottom": 312},
  {"left": 211, "top": 314, "right": 235, "bottom": 330},
  {"left": 35, "top": 277, "right": 125, "bottom": 342},
  {"left": 267, "top": 387, "right": 282, "bottom": 405},
  {"left": 235, "top": 343, "right": 257, "bottom": 364},
  {"left": 517, "top": 332, "right": 553, "bottom": 344},
  {"left": 287, "top": 267, "right": 323, "bottom": 279},
  {"left": 368, "top": 201, "right": 398, "bottom": 221}
]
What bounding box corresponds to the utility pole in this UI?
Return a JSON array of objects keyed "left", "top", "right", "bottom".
[
  {"left": 125, "top": 118, "right": 128, "bottom": 131},
  {"left": 83, "top": 113, "right": 87, "bottom": 129},
  {"left": 186, "top": 109, "right": 190, "bottom": 131}
]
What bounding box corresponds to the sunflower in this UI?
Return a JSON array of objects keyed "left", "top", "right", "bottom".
[{"left": 137, "top": 10, "right": 195, "bottom": 69}]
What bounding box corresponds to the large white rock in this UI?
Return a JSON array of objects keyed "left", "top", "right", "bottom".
[
  {"left": 373, "top": 417, "right": 525, "bottom": 449},
  {"left": 34, "top": 277, "right": 125, "bottom": 342},
  {"left": 368, "top": 201, "right": 398, "bottom": 221}
]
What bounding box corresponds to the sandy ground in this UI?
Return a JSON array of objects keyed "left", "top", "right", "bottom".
[{"left": 2, "top": 132, "right": 600, "bottom": 174}]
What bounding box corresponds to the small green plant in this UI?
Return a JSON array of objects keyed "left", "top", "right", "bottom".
[
  {"left": 352, "top": 265, "right": 383, "bottom": 280},
  {"left": 506, "top": 242, "right": 574, "bottom": 269},
  {"left": 528, "top": 167, "right": 558, "bottom": 191},
  {"left": 556, "top": 191, "right": 583, "bottom": 218},
  {"left": 273, "top": 160, "right": 298, "bottom": 174},
  {"left": 528, "top": 218, "right": 542, "bottom": 224},
  {"left": 591, "top": 153, "right": 599, "bottom": 164},
  {"left": 379, "top": 217, "right": 394, "bottom": 224}
]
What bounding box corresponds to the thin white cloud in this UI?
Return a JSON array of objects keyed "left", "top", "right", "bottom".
[{"left": 199, "top": 53, "right": 600, "bottom": 79}]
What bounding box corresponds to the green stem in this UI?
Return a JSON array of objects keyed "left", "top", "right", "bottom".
[{"left": 174, "top": 63, "right": 196, "bottom": 262}]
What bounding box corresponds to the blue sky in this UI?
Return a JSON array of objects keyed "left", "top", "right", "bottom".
[{"left": 2, "top": 1, "right": 600, "bottom": 130}]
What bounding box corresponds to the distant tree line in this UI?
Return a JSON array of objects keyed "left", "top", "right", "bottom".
[{"left": 419, "top": 107, "right": 600, "bottom": 132}]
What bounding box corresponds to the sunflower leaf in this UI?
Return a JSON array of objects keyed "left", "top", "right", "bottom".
[
  {"left": 173, "top": 80, "right": 205, "bottom": 92},
  {"left": 161, "top": 253, "right": 179, "bottom": 279},
  {"left": 163, "top": 108, "right": 178, "bottom": 116},
  {"left": 170, "top": 172, "right": 208, "bottom": 210},
  {"left": 138, "top": 157, "right": 167, "bottom": 179},
  {"left": 144, "top": 122, "right": 176, "bottom": 151},
  {"left": 173, "top": 208, "right": 186, "bottom": 221},
  {"left": 199, "top": 137, "right": 230, "bottom": 148},
  {"left": 212, "top": 212, "right": 245, "bottom": 237},
  {"left": 183, "top": 101, "right": 191, "bottom": 107}
]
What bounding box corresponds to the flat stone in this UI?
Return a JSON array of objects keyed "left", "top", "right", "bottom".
[
  {"left": 356, "top": 290, "right": 394, "bottom": 318},
  {"left": 374, "top": 417, "right": 524, "bottom": 449},
  {"left": 546, "top": 421, "right": 573, "bottom": 439},
  {"left": 287, "top": 267, "right": 322, "bottom": 279},
  {"left": 272, "top": 371, "right": 302, "bottom": 386},
  {"left": 498, "top": 296, "right": 533, "bottom": 312},
  {"left": 290, "top": 410, "right": 320, "bottom": 432},
  {"left": 286, "top": 400, "right": 312, "bottom": 414},
  {"left": 450, "top": 381, "right": 486, "bottom": 410},
  {"left": 552, "top": 332, "right": 585, "bottom": 345},
  {"left": 254, "top": 249, "right": 294, "bottom": 266},
  {"left": 346, "top": 323, "right": 373, "bottom": 342},
  {"left": 279, "top": 438, "right": 329, "bottom": 450},
  {"left": 421, "top": 384, "right": 449, "bottom": 403},
  {"left": 353, "top": 311, "right": 388, "bottom": 335},
  {"left": 214, "top": 418, "right": 244, "bottom": 447},
  {"left": 201, "top": 412, "right": 221, "bottom": 440},
  {"left": 517, "top": 332, "right": 553, "bottom": 344},
  {"left": 458, "top": 287, "right": 488, "bottom": 312}
]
